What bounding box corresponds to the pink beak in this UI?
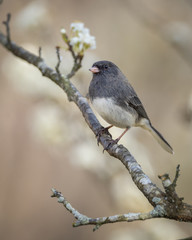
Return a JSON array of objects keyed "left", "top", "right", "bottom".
[{"left": 89, "top": 66, "right": 100, "bottom": 73}]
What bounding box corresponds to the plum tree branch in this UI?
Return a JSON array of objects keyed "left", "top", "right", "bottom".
[{"left": 0, "top": 14, "right": 192, "bottom": 230}]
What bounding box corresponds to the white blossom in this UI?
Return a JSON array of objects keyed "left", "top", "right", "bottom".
[
  {"left": 81, "top": 27, "right": 90, "bottom": 35},
  {"left": 60, "top": 28, "right": 66, "bottom": 34},
  {"left": 70, "top": 22, "right": 84, "bottom": 32},
  {"left": 70, "top": 32, "right": 96, "bottom": 49},
  {"left": 70, "top": 36, "right": 80, "bottom": 46},
  {"left": 61, "top": 22, "right": 96, "bottom": 54},
  {"left": 70, "top": 24, "right": 96, "bottom": 51}
]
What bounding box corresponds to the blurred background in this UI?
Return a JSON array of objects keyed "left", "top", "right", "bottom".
[{"left": 0, "top": 0, "right": 192, "bottom": 239}]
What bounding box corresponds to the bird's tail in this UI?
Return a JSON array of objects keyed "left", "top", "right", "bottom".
[{"left": 142, "top": 120, "right": 174, "bottom": 154}]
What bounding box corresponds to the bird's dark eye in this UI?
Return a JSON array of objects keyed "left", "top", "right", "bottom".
[{"left": 104, "top": 65, "right": 108, "bottom": 69}]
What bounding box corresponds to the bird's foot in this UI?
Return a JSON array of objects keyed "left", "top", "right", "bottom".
[
  {"left": 102, "top": 138, "right": 119, "bottom": 153},
  {"left": 96, "top": 127, "right": 112, "bottom": 146}
]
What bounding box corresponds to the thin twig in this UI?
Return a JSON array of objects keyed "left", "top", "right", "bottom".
[
  {"left": 67, "top": 54, "right": 83, "bottom": 79},
  {"left": 172, "top": 164, "right": 180, "bottom": 190},
  {"left": 38, "top": 47, "right": 42, "bottom": 58},
  {"left": 2, "top": 13, "right": 11, "bottom": 45},
  {"left": 55, "top": 46, "right": 62, "bottom": 77},
  {"left": 66, "top": 40, "right": 76, "bottom": 60},
  {"left": 60, "top": 30, "right": 83, "bottom": 79},
  {"left": 51, "top": 188, "right": 161, "bottom": 231}
]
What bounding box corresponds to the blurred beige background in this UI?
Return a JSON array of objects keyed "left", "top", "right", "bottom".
[{"left": 0, "top": 0, "right": 192, "bottom": 239}]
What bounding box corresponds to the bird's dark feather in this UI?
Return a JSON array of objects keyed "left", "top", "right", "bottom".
[
  {"left": 89, "top": 60, "right": 149, "bottom": 121},
  {"left": 120, "top": 84, "right": 149, "bottom": 120}
]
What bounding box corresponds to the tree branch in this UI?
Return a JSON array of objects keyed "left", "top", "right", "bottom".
[
  {"left": 51, "top": 188, "right": 161, "bottom": 231},
  {"left": 0, "top": 15, "right": 192, "bottom": 229}
]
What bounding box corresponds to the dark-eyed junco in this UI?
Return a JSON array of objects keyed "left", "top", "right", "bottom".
[{"left": 89, "top": 60, "right": 173, "bottom": 154}]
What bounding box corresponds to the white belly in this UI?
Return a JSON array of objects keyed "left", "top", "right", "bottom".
[{"left": 92, "top": 97, "right": 137, "bottom": 128}]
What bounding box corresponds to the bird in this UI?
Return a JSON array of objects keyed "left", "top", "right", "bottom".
[{"left": 88, "top": 60, "right": 173, "bottom": 154}]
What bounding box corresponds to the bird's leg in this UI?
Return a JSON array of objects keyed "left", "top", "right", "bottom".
[
  {"left": 103, "top": 127, "right": 130, "bottom": 152},
  {"left": 104, "top": 124, "right": 113, "bottom": 132},
  {"left": 96, "top": 125, "right": 113, "bottom": 145},
  {"left": 114, "top": 127, "right": 130, "bottom": 144}
]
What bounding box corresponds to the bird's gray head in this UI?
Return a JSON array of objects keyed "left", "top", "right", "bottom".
[{"left": 89, "top": 60, "right": 119, "bottom": 77}]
